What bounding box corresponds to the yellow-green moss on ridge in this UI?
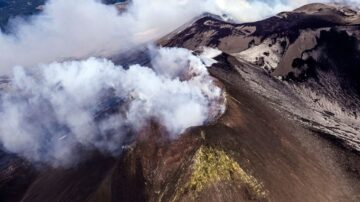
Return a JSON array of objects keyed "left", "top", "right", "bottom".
[{"left": 182, "top": 146, "right": 267, "bottom": 200}]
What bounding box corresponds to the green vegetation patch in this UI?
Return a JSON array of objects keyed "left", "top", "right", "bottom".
[{"left": 177, "top": 146, "right": 267, "bottom": 200}]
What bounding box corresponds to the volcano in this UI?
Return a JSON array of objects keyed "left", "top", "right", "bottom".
[{"left": 1, "top": 3, "right": 360, "bottom": 202}]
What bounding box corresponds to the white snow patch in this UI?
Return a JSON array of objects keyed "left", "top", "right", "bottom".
[
  {"left": 200, "top": 47, "right": 223, "bottom": 67},
  {"left": 232, "top": 38, "right": 285, "bottom": 72}
]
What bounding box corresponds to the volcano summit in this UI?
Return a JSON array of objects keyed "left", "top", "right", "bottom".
[{"left": 0, "top": 1, "right": 360, "bottom": 202}]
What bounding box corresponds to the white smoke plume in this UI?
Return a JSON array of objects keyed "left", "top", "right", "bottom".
[
  {"left": 1, "top": 0, "right": 358, "bottom": 73},
  {"left": 0, "top": 46, "right": 224, "bottom": 167}
]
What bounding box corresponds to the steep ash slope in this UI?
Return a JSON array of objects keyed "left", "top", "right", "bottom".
[{"left": 106, "top": 60, "right": 360, "bottom": 202}]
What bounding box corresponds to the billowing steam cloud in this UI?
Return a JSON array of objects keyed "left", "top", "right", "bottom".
[
  {"left": 1, "top": 0, "right": 358, "bottom": 73},
  {"left": 0, "top": 47, "right": 224, "bottom": 167}
]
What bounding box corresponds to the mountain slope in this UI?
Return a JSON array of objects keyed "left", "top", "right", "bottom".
[
  {"left": 8, "top": 60, "right": 360, "bottom": 201},
  {"left": 161, "top": 3, "right": 360, "bottom": 152},
  {"left": 1, "top": 3, "right": 360, "bottom": 202}
]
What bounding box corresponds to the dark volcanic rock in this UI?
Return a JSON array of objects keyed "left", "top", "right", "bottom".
[
  {"left": 0, "top": 151, "right": 36, "bottom": 202},
  {"left": 163, "top": 3, "right": 360, "bottom": 152}
]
